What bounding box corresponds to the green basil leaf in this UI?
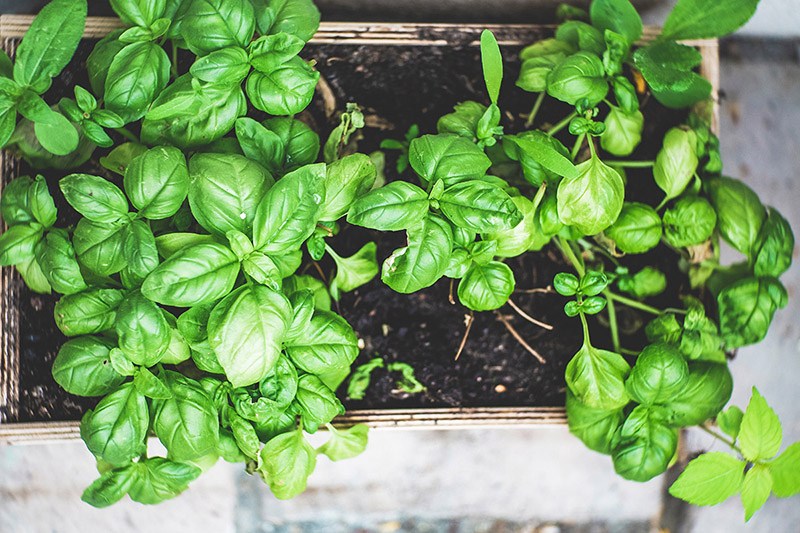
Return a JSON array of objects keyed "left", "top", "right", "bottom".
[
  {"left": 566, "top": 390, "right": 624, "bottom": 454},
  {"left": 670, "top": 451, "right": 745, "bottom": 505},
  {"left": 590, "top": 0, "right": 643, "bottom": 44},
  {"left": 554, "top": 20, "right": 598, "bottom": 52},
  {"left": 346, "top": 181, "right": 428, "bottom": 231},
  {"left": 81, "top": 465, "right": 136, "bottom": 508},
  {"left": 142, "top": 243, "right": 240, "bottom": 307},
  {"left": 753, "top": 207, "right": 794, "bottom": 278},
  {"left": 633, "top": 42, "right": 711, "bottom": 109},
  {"left": 189, "top": 153, "right": 273, "bottom": 237},
  {"left": 253, "top": 0, "right": 320, "bottom": 42},
  {"left": 557, "top": 154, "right": 624, "bottom": 235},
  {"left": 132, "top": 367, "right": 173, "bottom": 399},
  {"left": 717, "top": 406, "right": 744, "bottom": 440},
  {"left": 141, "top": 74, "right": 247, "bottom": 150},
  {"left": 480, "top": 30, "right": 503, "bottom": 105},
  {"left": 482, "top": 195, "right": 538, "bottom": 258},
  {"left": 110, "top": 0, "right": 168, "bottom": 28},
  {"left": 262, "top": 116, "right": 319, "bottom": 172},
  {"left": 190, "top": 46, "right": 250, "bottom": 86},
  {"left": 104, "top": 41, "right": 170, "bottom": 123},
  {"left": 705, "top": 176, "right": 766, "bottom": 258},
  {"left": 330, "top": 242, "right": 379, "bottom": 299},
  {"left": 154, "top": 232, "right": 215, "bottom": 259},
  {"left": 124, "top": 146, "right": 189, "bottom": 220},
  {"left": 152, "top": 371, "right": 219, "bottom": 461},
  {"left": 409, "top": 134, "right": 492, "bottom": 188},
  {"left": 653, "top": 128, "right": 698, "bottom": 202},
  {"left": 457, "top": 261, "right": 514, "bottom": 311},
  {"left": 35, "top": 229, "right": 86, "bottom": 294},
  {"left": 127, "top": 458, "right": 202, "bottom": 505},
  {"left": 32, "top": 109, "right": 80, "bottom": 156},
  {"left": 285, "top": 310, "right": 359, "bottom": 389},
  {"left": 228, "top": 410, "right": 260, "bottom": 460},
  {"left": 381, "top": 215, "right": 453, "bottom": 293},
  {"left": 208, "top": 284, "right": 292, "bottom": 387},
  {"left": 566, "top": 342, "right": 630, "bottom": 409},
  {"left": 115, "top": 292, "right": 171, "bottom": 366},
  {"left": 54, "top": 288, "right": 124, "bottom": 336},
  {"left": 662, "top": 195, "right": 716, "bottom": 248},
  {"left": 1, "top": 176, "right": 34, "bottom": 225},
  {"left": 605, "top": 202, "right": 661, "bottom": 254},
  {"left": 122, "top": 220, "right": 159, "bottom": 285},
  {"left": 320, "top": 153, "right": 377, "bottom": 221},
  {"left": 769, "top": 442, "right": 800, "bottom": 498},
  {"left": 546, "top": 51, "right": 608, "bottom": 106},
  {"left": 13, "top": 0, "right": 87, "bottom": 90},
  {"left": 245, "top": 56, "right": 319, "bottom": 115},
  {"left": 60, "top": 173, "right": 129, "bottom": 224},
  {"left": 0, "top": 223, "right": 42, "bottom": 266},
  {"left": 601, "top": 106, "right": 643, "bottom": 156},
  {"left": 283, "top": 274, "right": 331, "bottom": 311},
  {"left": 717, "top": 276, "right": 787, "bottom": 348},
  {"left": 259, "top": 354, "right": 299, "bottom": 410},
  {"left": 52, "top": 336, "right": 125, "bottom": 397},
  {"left": 181, "top": 0, "right": 255, "bottom": 55},
  {"left": 258, "top": 428, "right": 316, "bottom": 500},
  {"left": 249, "top": 32, "right": 305, "bottom": 72},
  {"left": 738, "top": 387, "right": 782, "bottom": 462},
  {"left": 235, "top": 117, "right": 285, "bottom": 174},
  {"left": 252, "top": 163, "right": 325, "bottom": 253},
  {"left": 318, "top": 424, "right": 368, "bottom": 462},
  {"left": 625, "top": 343, "right": 689, "bottom": 405},
  {"left": 663, "top": 0, "right": 759, "bottom": 40},
  {"left": 741, "top": 463, "right": 772, "bottom": 521},
  {"left": 437, "top": 101, "right": 486, "bottom": 139},
  {"left": 612, "top": 405, "right": 678, "bottom": 482},
  {"left": 439, "top": 180, "right": 523, "bottom": 233},
  {"left": 87, "top": 31, "right": 127, "bottom": 96},
  {"left": 616, "top": 266, "right": 667, "bottom": 299},
  {"left": 291, "top": 373, "right": 344, "bottom": 432},
  {"left": 507, "top": 130, "right": 578, "bottom": 180},
  {"left": 80, "top": 382, "right": 148, "bottom": 466},
  {"left": 664, "top": 361, "right": 733, "bottom": 427}
]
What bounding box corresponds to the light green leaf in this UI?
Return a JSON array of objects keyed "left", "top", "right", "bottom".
[
  {"left": 318, "top": 424, "right": 368, "bottom": 462},
  {"left": 669, "top": 452, "right": 745, "bottom": 505},
  {"left": 739, "top": 387, "right": 782, "bottom": 462}
]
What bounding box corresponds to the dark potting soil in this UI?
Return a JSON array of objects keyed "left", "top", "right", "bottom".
[{"left": 2, "top": 30, "right": 692, "bottom": 422}]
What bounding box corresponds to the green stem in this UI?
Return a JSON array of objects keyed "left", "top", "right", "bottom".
[
  {"left": 604, "top": 290, "right": 621, "bottom": 353},
  {"left": 171, "top": 42, "right": 179, "bottom": 78},
  {"left": 114, "top": 127, "right": 140, "bottom": 144},
  {"left": 606, "top": 292, "right": 662, "bottom": 316},
  {"left": 546, "top": 112, "right": 576, "bottom": 136},
  {"left": 570, "top": 133, "right": 585, "bottom": 160},
  {"left": 531, "top": 182, "right": 547, "bottom": 211},
  {"left": 604, "top": 160, "right": 655, "bottom": 168},
  {"left": 587, "top": 136, "right": 597, "bottom": 158},
  {"left": 556, "top": 237, "right": 585, "bottom": 277},
  {"left": 323, "top": 243, "right": 339, "bottom": 261},
  {"left": 578, "top": 311, "right": 591, "bottom": 345},
  {"left": 525, "top": 92, "right": 546, "bottom": 128},
  {"left": 655, "top": 196, "right": 670, "bottom": 211},
  {"left": 699, "top": 424, "right": 742, "bottom": 455}
]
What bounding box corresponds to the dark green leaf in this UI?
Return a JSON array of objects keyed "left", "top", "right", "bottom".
[{"left": 52, "top": 336, "right": 125, "bottom": 397}]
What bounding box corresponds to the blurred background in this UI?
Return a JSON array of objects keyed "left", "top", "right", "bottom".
[{"left": 1, "top": 1, "right": 799, "bottom": 532}]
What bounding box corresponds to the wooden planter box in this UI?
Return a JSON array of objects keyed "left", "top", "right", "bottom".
[{"left": 0, "top": 17, "right": 718, "bottom": 444}]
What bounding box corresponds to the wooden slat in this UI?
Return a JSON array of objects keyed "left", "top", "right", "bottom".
[
  {"left": 0, "top": 407, "right": 568, "bottom": 445},
  {"left": 0, "top": 16, "right": 718, "bottom": 439}
]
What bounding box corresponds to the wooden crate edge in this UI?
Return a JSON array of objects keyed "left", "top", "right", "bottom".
[{"left": 0, "top": 407, "right": 568, "bottom": 445}]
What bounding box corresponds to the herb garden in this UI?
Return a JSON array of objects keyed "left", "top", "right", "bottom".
[{"left": 0, "top": 0, "right": 797, "bottom": 521}]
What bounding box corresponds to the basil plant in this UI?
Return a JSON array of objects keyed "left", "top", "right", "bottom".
[
  {"left": 370, "top": 0, "right": 798, "bottom": 521},
  {"left": 0, "top": 0, "right": 379, "bottom": 507}
]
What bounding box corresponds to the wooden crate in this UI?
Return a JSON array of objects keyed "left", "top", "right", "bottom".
[{"left": 0, "top": 17, "right": 718, "bottom": 444}]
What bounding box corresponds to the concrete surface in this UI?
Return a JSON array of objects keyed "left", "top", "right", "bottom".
[{"left": 1, "top": 28, "right": 799, "bottom": 533}]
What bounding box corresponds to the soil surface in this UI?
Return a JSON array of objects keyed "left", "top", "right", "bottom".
[{"left": 2, "top": 33, "right": 691, "bottom": 422}]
